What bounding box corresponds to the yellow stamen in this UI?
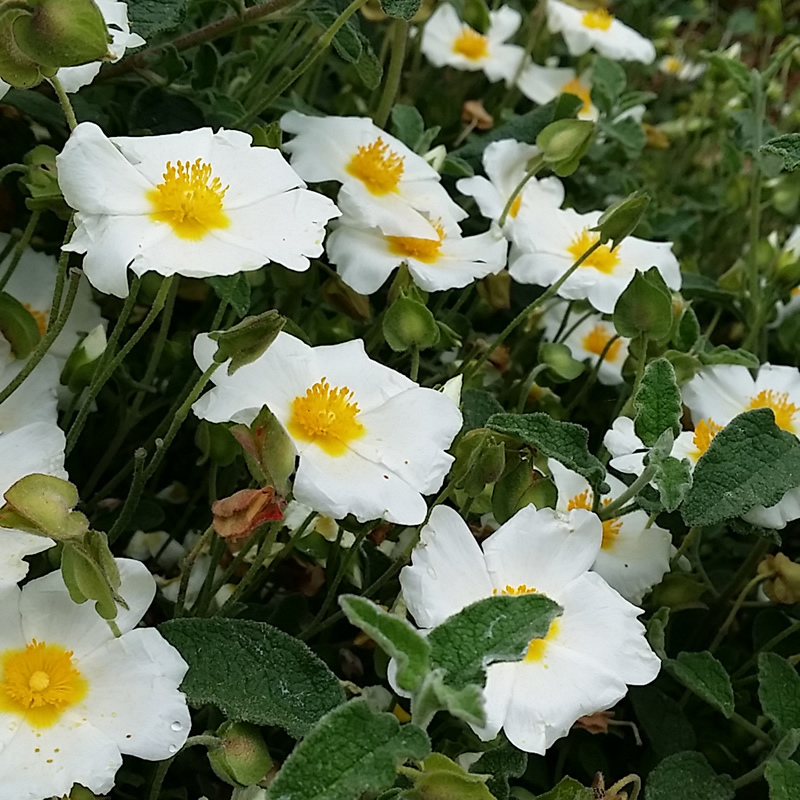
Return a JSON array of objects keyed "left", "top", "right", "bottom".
[
  {"left": 582, "top": 8, "right": 613, "bottom": 30},
  {"left": 288, "top": 378, "right": 365, "bottom": 456},
  {"left": 663, "top": 56, "right": 683, "bottom": 74},
  {"left": 567, "top": 228, "right": 620, "bottom": 274},
  {"left": 747, "top": 390, "right": 799, "bottom": 433},
  {"left": 452, "top": 27, "right": 489, "bottom": 60},
  {"left": 0, "top": 640, "right": 87, "bottom": 728},
  {"left": 492, "top": 583, "right": 536, "bottom": 596},
  {"left": 561, "top": 76, "right": 592, "bottom": 117},
  {"left": 690, "top": 418, "right": 722, "bottom": 460},
  {"left": 509, "top": 194, "right": 523, "bottom": 219},
  {"left": 23, "top": 304, "right": 48, "bottom": 337},
  {"left": 148, "top": 159, "right": 230, "bottom": 240},
  {"left": 346, "top": 138, "right": 405, "bottom": 196},
  {"left": 526, "top": 619, "right": 561, "bottom": 662},
  {"left": 567, "top": 490, "right": 621, "bottom": 550},
  {"left": 386, "top": 221, "right": 445, "bottom": 263},
  {"left": 581, "top": 324, "right": 622, "bottom": 361}
]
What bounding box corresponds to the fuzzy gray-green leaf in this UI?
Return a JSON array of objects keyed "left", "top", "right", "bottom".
[
  {"left": 634, "top": 358, "right": 682, "bottom": 446},
  {"left": 667, "top": 651, "right": 734, "bottom": 717}
]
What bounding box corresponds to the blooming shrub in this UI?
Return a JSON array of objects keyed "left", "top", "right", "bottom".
[{"left": 0, "top": 1, "right": 799, "bottom": 799}]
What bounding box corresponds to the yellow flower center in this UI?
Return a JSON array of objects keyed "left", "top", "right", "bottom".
[
  {"left": 747, "top": 390, "right": 799, "bottom": 433},
  {"left": 452, "top": 27, "right": 489, "bottom": 60},
  {"left": 581, "top": 324, "right": 622, "bottom": 361},
  {"left": 561, "top": 76, "right": 593, "bottom": 116},
  {"left": 0, "top": 640, "right": 87, "bottom": 728},
  {"left": 23, "top": 304, "right": 48, "bottom": 337},
  {"left": 148, "top": 159, "right": 230, "bottom": 240},
  {"left": 663, "top": 56, "right": 683, "bottom": 74},
  {"left": 492, "top": 585, "right": 560, "bottom": 662},
  {"left": 582, "top": 8, "right": 613, "bottom": 30},
  {"left": 567, "top": 228, "right": 620, "bottom": 274},
  {"left": 386, "top": 221, "right": 445, "bottom": 264},
  {"left": 567, "top": 490, "right": 621, "bottom": 550},
  {"left": 346, "top": 138, "right": 405, "bottom": 196},
  {"left": 690, "top": 418, "right": 722, "bottom": 460},
  {"left": 509, "top": 194, "right": 523, "bottom": 218},
  {"left": 288, "top": 378, "right": 366, "bottom": 456}
]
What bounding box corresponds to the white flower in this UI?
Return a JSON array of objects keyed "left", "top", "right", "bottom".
[
  {"left": 192, "top": 332, "right": 462, "bottom": 525},
  {"left": 56, "top": 122, "right": 340, "bottom": 298},
  {"left": 456, "top": 139, "right": 565, "bottom": 242},
  {"left": 420, "top": 5, "right": 526, "bottom": 84},
  {"left": 517, "top": 63, "right": 597, "bottom": 120},
  {"left": 326, "top": 193, "right": 508, "bottom": 294},
  {"left": 545, "top": 0, "right": 656, "bottom": 64},
  {"left": 0, "top": 1, "right": 144, "bottom": 98},
  {"left": 0, "top": 422, "right": 67, "bottom": 586},
  {"left": 549, "top": 459, "right": 672, "bottom": 603},
  {"left": 400, "top": 504, "right": 660, "bottom": 753},
  {"left": 659, "top": 55, "right": 706, "bottom": 81},
  {"left": 542, "top": 301, "right": 629, "bottom": 385},
  {"left": 509, "top": 205, "right": 681, "bottom": 314},
  {"left": 0, "top": 559, "right": 190, "bottom": 800},
  {"left": 682, "top": 364, "right": 800, "bottom": 529},
  {"left": 283, "top": 501, "right": 353, "bottom": 546},
  {"left": 0, "top": 233, "right": 105, "bottom": 366},
  {"left": 280, "top": 112, "right": 464, "bottom": 238},
  {"left": 0, "top": 342, "right": 59, "bottom": 434}
]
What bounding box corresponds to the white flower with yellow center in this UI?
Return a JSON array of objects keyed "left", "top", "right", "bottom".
[
  {"left": 509, "top": 205, "right": 681, "bottom": 313},
  {"left": 326, "top": 193, "right": 508, "bottom": 294},
  {"left": 280, "top": 112, "right": 465, "bottom": 239},
  {"left": 0, "top": 422, "right": 67, "bottom": 586},
  {"left": 682, "top": 364, "right": 800, "bottom": 529},
  {"left": 0, "top": 559, "right": 189, "bottom": 800},
  {"left": 542, "top": 302, "right": 629, "bottom": 385},
  {"left": 399, "top": 504, "right": 660, "bottom": 753},
  {"left": 545, "top": 0, "right": 656, "bottom": 63},
  {"left": 548, "top": 459, "right": 672, "bottom": 603},
  {"left": 659, "top": 55, "right": 706, "bottom": 81},
  {"left": 517, "top": 63, "right": 597, "bottom": 120},
  {"left": 456, "top": 139, "right": 565, "bottom": 242},
  {"left": 0, "top": 234, "right": 104, "bottom": 366},
  {"left": 420, "top": 5, "right": 526, "bottom": 83},
  {"left": 192, "top": 332, "right": 462, "bottom": 525},
  {"left": 56, "top": 122, "right": 340, "bottom": 298}
]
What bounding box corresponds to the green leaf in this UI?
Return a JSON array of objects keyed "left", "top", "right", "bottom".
[
  {"left": 265, "top": 699, "right": 430, "bottom": 800},
  {"left": 704, "top": 51, "right": 751, "bottom": 92},
  {"left": 305, "top": 0, "right": 362, "bottom": 63},
  {"left": 535, "top": 776, "right": 593, "bottom": 800},
  {"left": 441, "top": 154, "right": 475, "bottom": 177},
  {"left": 339, "top": 595, "right": 430, "bottom": 692},
  {"left": 487, "top": 412, "right": 606, "bottom": 492},
  {"left": 207, "top": 274, "right": 251, "bottom": 319},
  {"left": 613, "top": 268, "right": 673, "bottom": 341},
  {"left": 682, "top": 409, "right": 800, "bottom": 526},
  {"left": 766, "top": 759, "right": 800, "bottom": 799},
  {"left": 160, "top": 618, "right": 345, "bottom": 738},
  {"left": 127, "top": 0, "right": 190, "bottom": 38},
  {"left": 758, "top": 652, "right": 800, "bottom": 735},
  {"left": 630, "top": 685, "right": 696, "bottom": 757},
  {"left": 469, "top": 743, "right": 526, "bottom": 800},
  {"left": 379, "top": 0, "right": 422, "bottom": 20},
  {"left": 591, "top": 56, "right": 626, "bottom": 116},
  {"left": 404, "top": 753, "right": 495, "bottom": 800},
  {"left": 697, "top": 344, "right": 760, "bottom": 368},
  {"left": 651, "top": 454, "right": 692, "bottom": 513},
  {"left": 761, "top": 134, "right": 800, "bottom": 172},
  {"left": 391, "top": 104, "right": 425, "bottom": 149},
  {"left": 666, "top": 651, "right": 734, "bottom": 717},
  {"left": 462, "top": 390, "right": 503, "bottom": 433},
  {"left": 428, "top": 593, "right": 561, "bottom": 689},
  {"left": 673, "top": 306, "right": 701, "bottom": 351},
  {"left": 603, "top": 116, "right": 646, "bottom": 158},
  {"left": 646, "top": 606, "right": 670, "bottom": 660},
  {"left": 634, "top": 358, "right": 682, "bottom": 446},
  {"left": 354, "top": 37, "right": 382, "bottom": 89},
  {"left": 644, "top": 752, "right": 734, "bottom": 800},
  {"left": 0, "top": 292, "right": 41, "bottom": 359}
]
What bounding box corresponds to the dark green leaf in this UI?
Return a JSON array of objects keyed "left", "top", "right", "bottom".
[
  {"left": 613, "top": 269, "right": 673, "bottom": 340},
  {"left": 535, "top": 776, "right": 593, "bottom": 800},
  {"left": 354, "top": 37, "right": 382, "bottom": 89},
  {"left": 603, "top": 117, "right": 646, "bottom": 157},
  {"left": 470, "top": 743, "right": 527, "bottom": 800},
  {"left": 630, "top": 685, "right": 696, "bottom": 757},
  {"left": 704, "top": 51, "right": 751, "bottom": 92},
  {"left": 591, "top": 56, "right": 626, "bottom": 116},
  {"left": 759, "top": 652, "right": 800, "bottom": 735},
  {"left": 761, "top": 134, "right": 800, "bottom": 172},
  {"left": 644, "top": 752, "right": 734, "bottom": 800},
  {"left": 379, "top": 0, "right": 422, "bottom": 20},
  {"left": 305, "top": 0, "right": 362, "bottom": 63},
  {"left": 667, "top": 651, "right": 734, "bottom": 717},
  {"left": 207, "top": 274, "right": 251, "bottom": 318},
  {"left": 462, "top": 389, "right": 503, "bottom": 432},
  {"left": 441, "top": 154, "right": 475, "bottom": 177},
  {"left": 766, "top": 759, "right": 800, "bottom": 799},
  {"left": 634, "top": 358, "right": 682, "bottom": 446},
  {"left": 127, "top": 0, "right": 190, "bottom": 38},
  {"left": 160, "top": 618, "right": 345, "bottom": 738},
  {"left": 391, "top": 104, "right": 425, "bottom": 150},
  {"left": 698, "top": 344, "right": 760, "bottom": 368}
]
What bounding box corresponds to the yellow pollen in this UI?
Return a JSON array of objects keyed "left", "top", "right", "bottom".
[
  {"left": 22, "top": 304, "right": 48, "bottom": 337},
  {"left": 664, "top": 56, "right": 683, "bottom": 74},
  {"left": 747, "top": 390, "right": 799, "bottom": 433},
  {"left": 582, "top": 8, "right": 614, "bottom": 30},
  {"left": 452, "top": 27, "right": 489, "bottom": 60},
  {"left": 288, "top": 378, "right": 365, "bottom": 456},
  {"left": 791, "top": 287, "right": 800, "bottom": 297},
  {"left": 386, "top": 221, "right": 445, "bottom": 263},
  {"left": 0, "top": 640, "right": 87, "bottom": 728},
  {"left": 691, "top": 418, "right": 722, "bottom": 460},
  {"left": 581, "top": 325, "right": 622, "bottom": 361},
  {"left": 509, "top": 194, "right": 522, "bottom": 218},
  {"left": 567, "top": 228, "right": 620, "bottom": 274},
  {"left": 561, "top": 77, "right": 592, "bottom": 116},
  {"left": 492, "top": 583, "right": 536, "bottom": 596},
  {"left": 526, "top": 619, "right": 561, "bottom": 662},
  {"left": 567, "top": 490, "right": 621, "bottom": 550},
  {"left": 148, "top": 159, "right": 230, "bottom": 240},
  {"left": 346, "top": 138, "right": 405, "bottom": 196}
]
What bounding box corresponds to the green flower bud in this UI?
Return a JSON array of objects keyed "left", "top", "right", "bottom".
[
  {"left": 459, "top": 0, "right": 491, "bottom": 34},
  {"left": 60, "top": 324, "right": 107, "bottom": 393},
  {"left": 208, "top": 722, "right": 273, "bottom": 788},
  {"left": 0, "top": 292, "right": 42, "bottom": 358},
  {"left": 453, "top": 429, "right": 506, "bottom": 498},
  {"left": 0, "top": 6, "right": 49, "bottom": 89},
  {"left": 491, "top": 459, "right": 553, "bottom": 524},
  {"left": 536, "top": 119, "right": 595, "bottom": 177},
  {"left": 539, "top": 342, "right": 585, "bottom": 382},
  {"left": 321, "top": 277, "right": 372, "bottom": 323},
  {"left": 210, "top": 310, "right": 286, "bottom": 374},
  {"left": 476, "top": 271, "right": 510, "bottom": 311},
  {"left": 383, "top": 294, "right": 440, "bottom": 352},
  {"left": 230, "top": 405, "right": 296, "bottom": 494},
  {"left": 22, "top": 144, "right": 70, "bottom": 217},
  {"left": 613, "top": 267, "right": 673, "bottom": 341},
  {"left": 591, "top": 190, "right": 650, "bottom": 249},
  {"left": 61, "top": 532, "right": 125, "bottom": 621}
]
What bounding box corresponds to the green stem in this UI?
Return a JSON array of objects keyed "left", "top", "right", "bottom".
[
  {"left": 0, "top": 269, "right": 81, "bottom": 405},
  {"left": 50, "top": 76, "right": 78, "bottom": 130},
  {"left": 0, "top": 163, "right": 26, "bottom": 184},
  {"left": 374, "top": 20, "right": 409, "bottom": 128},
  {"left": 733, "top": 619, "right": 800, "bottom": 678},
  {"left": 516, "top": 363, "right": 548, "bottom": 413},
  {"left": 409, "top": 344, "right": 420, "bottom": 382},
  {"left": 564, "top": 333, "right": 620, "bottom": 415},
  {"left": 48, "top": 216, "right": 76, "bottom": 331},
  {"left": 0, "top": 210, "right": 41, "bottom": 292},
  {"left": 710, "top": 573, "right": 772, "bottom": 653},
  {"left": 728, "top": 711, "right": 774, "bottom": 748},
  {"left": 497, "top": 154, "right": 545, "bottom": 228},
  {"left": 671, "top": 526, "right": 700, "bottom": 567},
  {"left": 107, "top": 449, "right": 147, "bottom": 544},
  {"left": 175, "top": 524, "right": 215, "bottom": 618},
  {"left": 599, "top": 464, "right": 657, "bottom": 520}
]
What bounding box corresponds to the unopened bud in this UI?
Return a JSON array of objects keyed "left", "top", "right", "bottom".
[
  {"left": 536, "top": 119, "right": 595, "bottom": 176},
  {"left": 461, "top": 100, "right": 493, "bottom": 131},
  {"left": 759, "top": 553, "right": 800, "bottom": 604},
  {"left": 321, "top": 277, "right": 372, "bottom": 322},
  {"left": 61, "top": 531, "right": 125, "bottom": 621},
  {"left": 613, "top": 267, "right": 674, "bottom": 341},
  {"left": 210, "top": 310, "right": 285, "bottom": 374},
  {"left": 383, "top": 294, "right": 440, "bottom": 352},
  {"left": 0, "top": 292, "right": 41, "bottom": 358},
  {"left": 61, "top": 324, "right": 107, "bottom": 392},
  {"left": 453, "top": 429, "right": 506, "bottom": 498},
  {"left": 477, "top": 271, "right": 510, "bottom": 310},
  {"left": 0, "top": 474, "right": 88, "bottom": 541},
  {"left": 462, "top": 0, "right": 491, "bottom": 33},
  {"left": 492, "top": 459, "right": 551, "bottom": 524},
  {"left": 591, "top": 190, "right": 650, "bottom": 249},
  {"left": 208, "top": 722, "right": 273, "bottom": 788},
  {"left": 211, "top": 487, "right": 285, "bottom": 542},
  {"left": 539, "top": 342, "right": 585, "bottom": 381},
  {"left": 22, "top": 144, "right": 70, "bottom": 216},
  {"left": 0, "top": 6, "right": 49, "bottom": 88},
  {"left": 230, "top": 405, "right": 295, "bottom": 494}
]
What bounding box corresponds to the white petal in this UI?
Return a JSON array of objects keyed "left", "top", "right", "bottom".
[
  {"left": 470, "top": 661, "right": 517, "bottom": 742},
  {"left": 488, "top": 7, "right": 522, "bottom": 41},
  {"left": 0, "top": 530, "right": 55, "bottom": 586},
  {"left": 0, "top": 422, "right": 66, "bottom": 493},
  {"left": 0, "top": 355, "right": 59, "bottom": 433},
  {"left": 744, "top": 486, "right": 800, "bottom": 529},
  {"left": 681, "top": 365, "right": 753, "bottom": 427}
]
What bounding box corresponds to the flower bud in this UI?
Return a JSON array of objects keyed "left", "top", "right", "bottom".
[
  {"left": 230, "top": 405, "right": 296, "bottom": 494},
  {"left": 539, "top": 342, "right": 585, "bottom": 382},
  {"left": 210, "top": 310, "right": 286, "bottom": 374},
  {"left": 208, "top": 722, "right": 273, "bottom": 788},
  {"left": 383, "top": 294, "right": 440, "bottom": 352},
  {"left": 0, "top": 6, "right": 49, "bottom": 88},
  {"left": 591, "top": 190, "right": 650, "bottom": 249},
  {"left": 613, "top": 267, "right": 674, "bottom": 341},
  {"left": 758, "top": 553, "right": 800, "bottom": 604},
  {"left": 60, "top": 324, "right": 107, "bottom": 393},
  {"left": 0, "top": 292, "right": 41, "bottom": 358},
  {"left": 22, "top": 144, "right": 70, "bottom": 217},
  {"left": 211, "top": 487, "right": 285, "bottom": 542},
  {"left": 536, "top": 119, "right": 595, "bottom": 177},
  {"left": 453, "top": 429, "right": 506, "bottom": 498},
  {"left": 492, "top": 460, "right": 555, "bottom": 524},
  {"left": 461, "top": 0, "right": 491, "bottom": 34},
  {"left": 476, "top": 271, "right": 510, "bottom": 311},
  {"left": 61, "top": 531, "right": 124, "bottom": 621},
  {"left": 320, "top": 277, "right": 372, "bottom": 322}
]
